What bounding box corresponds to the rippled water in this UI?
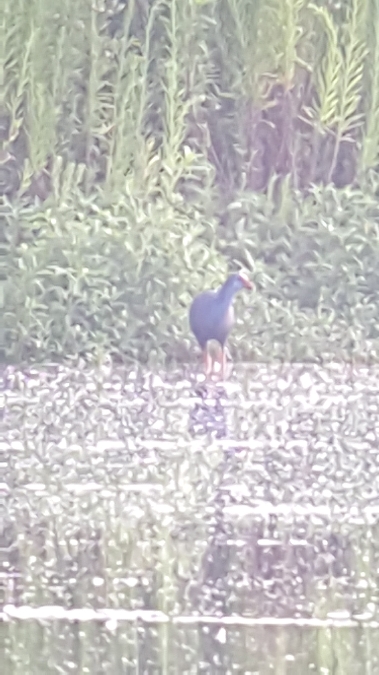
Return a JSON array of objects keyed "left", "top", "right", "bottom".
[{"left": 3, "top": 362, "right": 379, "bottom": 673}]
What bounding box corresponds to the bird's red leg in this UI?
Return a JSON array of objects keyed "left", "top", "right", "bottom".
[
  {"left": 214, "top": 344, "right": 226, "bottom": 379},
  {"left": 202, "top": 349, "right": 208, "bottom": 372},
  {"left": 203, "top": 348, "right": 212, "bottom": 376},
  {"left": 220, "top": 347, "right": 227, "bottom": 380}
]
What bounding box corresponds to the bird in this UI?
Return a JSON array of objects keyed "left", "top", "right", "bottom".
[{"left": 189, "top": 272, "right": 253, "bottom": 378}]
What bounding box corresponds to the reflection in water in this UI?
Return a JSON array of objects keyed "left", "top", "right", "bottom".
[
  {"left": 3, "top": 363, "right": 379, "bottom": 672},
  {"left": 3, "top": 611, "right": 376, "bottom": 673}
]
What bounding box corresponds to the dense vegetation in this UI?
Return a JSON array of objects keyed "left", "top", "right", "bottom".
[{"left": 2, "top": 0, "right": 379, "bottom": 364}]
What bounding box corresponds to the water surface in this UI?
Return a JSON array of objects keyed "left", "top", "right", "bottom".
[{"left": 3, "top": 362, "right": 379, "bottom": 673}]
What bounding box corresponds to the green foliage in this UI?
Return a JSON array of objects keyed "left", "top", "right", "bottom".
[
  {"left": 221, "top": 177, "right": 379, "bottom": 362},
  {"left": 360, "top": 0, "right": 379, "bottom": 172},
  {"left": 5, "top": 185, "right": 224, "bottom": 363},
  {"left": 2, "top": 0, "right": 379, "bottom": 197},
  {"left": 308, "top": 0, "right": 367, "bottom": 181},
  {"left": 3, "top": 0, "right": 379, "bottom": 364},
  {"left": 4, "top": 176, "right": 379, "bottom": 364}
]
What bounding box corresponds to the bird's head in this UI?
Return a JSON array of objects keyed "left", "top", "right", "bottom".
[{"left": 227, "top": 272, "right": 253, "bottom": 292}]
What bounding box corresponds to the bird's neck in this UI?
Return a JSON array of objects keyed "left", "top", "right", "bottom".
[{"left": 217, "top": 280, "right": 238, "bottom": 309}]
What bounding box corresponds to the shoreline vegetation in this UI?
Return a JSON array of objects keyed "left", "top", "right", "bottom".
[{"left": 2, "top": 0, "right": 379, "bottom": 365}]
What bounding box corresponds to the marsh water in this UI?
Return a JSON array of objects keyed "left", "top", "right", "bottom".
[{"left": 3, "top": 362, "right": 379, "bottom": 674}]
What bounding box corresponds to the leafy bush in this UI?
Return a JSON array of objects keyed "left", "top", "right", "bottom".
[
  {"left": 4, "top": 175, "right": 379, "bottom": 364},
  {"left": 5, "top": 184, "right": 225, "bottom": 363},
  {"left": 223, "top": 174, "right": 379, "bottom": 362}
]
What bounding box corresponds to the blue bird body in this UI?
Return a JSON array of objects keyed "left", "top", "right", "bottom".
[{"left": 189, "top": 273, "right": 252, "bottom": 377}]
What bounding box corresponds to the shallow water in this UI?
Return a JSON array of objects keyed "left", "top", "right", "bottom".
[{"left": 3, "top": 362, "right": 379, "bottom": 672}]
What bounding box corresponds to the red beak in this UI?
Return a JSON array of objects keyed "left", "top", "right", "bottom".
[{"left": 239, "top": 273, "right": 253, "bottom": 289}]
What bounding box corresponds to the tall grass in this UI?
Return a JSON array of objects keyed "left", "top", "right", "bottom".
[{"left": 2, "top": 0, "right": 379, "bottom": 200}]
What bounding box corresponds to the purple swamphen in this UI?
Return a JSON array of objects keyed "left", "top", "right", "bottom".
[{"left": 189, "top": 272, "right": 253, "bottom": 378}]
